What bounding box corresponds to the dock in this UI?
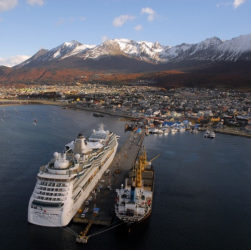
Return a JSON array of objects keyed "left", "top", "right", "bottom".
[
  {"left": 73, "top": 130, "right": 145, "bottom": 243},
  {"left": 71, "top": 104, "right": 141, "bottom": 119},
  {"left": 214, "top": 127, "right": 251, "bottom": 138}
]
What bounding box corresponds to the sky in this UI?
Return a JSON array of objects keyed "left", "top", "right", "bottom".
[{"left": 0, "top": 0, "right": 250, "bottom": 66}]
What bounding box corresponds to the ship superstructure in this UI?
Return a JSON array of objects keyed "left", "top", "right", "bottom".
[
  {"left": 28, "top": 126, "right": 118, "bottom": 227},
  {"left": 115, "top": 150, "right": 155, "bottom": 224}
]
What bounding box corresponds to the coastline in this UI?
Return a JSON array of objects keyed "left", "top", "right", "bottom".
[
  {"left": 0, "top": 99, "right": 66, "bottom": 107},
  {"left": 68, "top": 104, "right": 136, "bottom": 119},
  {"left": 0, "top": 99, "right": 250, "bottom": 138}
]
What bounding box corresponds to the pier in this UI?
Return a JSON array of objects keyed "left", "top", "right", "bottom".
[
  {"left": 73, "top": 130, "right": 145, "bottom": 243},
  {"left": 214, "top": 127, "right": 251, "bottom": 138}
]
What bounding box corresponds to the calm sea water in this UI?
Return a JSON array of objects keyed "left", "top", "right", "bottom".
[{"left": 0, "top": 105, "right": 250, "bottom": 250}]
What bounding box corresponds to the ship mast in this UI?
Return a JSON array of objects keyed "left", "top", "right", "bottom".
[{"left": 135, "top": 149, "right": 148, "bottom": 188}]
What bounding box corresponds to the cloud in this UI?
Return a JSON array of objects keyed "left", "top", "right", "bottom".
[
  {"left": 0, "top": 0, "right": 18, "bottom": 12},
  {"left": 134, "top": 24, "right": 142, "bottom": 31},
  {"left": 233, "top": 0, "right": 246, "bottom": 8},
  {"left": 0, "top": 55, "right": 30, "bottom": 67},
  {"left": 141, "top": 7, "right": 156, "bottom": 21},
  {"left": 26, "top": 0, "right": 44, "bottom": 6},
  {"left": 113, "top": 14, "right": 135, "bottom": 27},
  {"left": 216, "top": 0, "right": 246, "bottom": 8}
]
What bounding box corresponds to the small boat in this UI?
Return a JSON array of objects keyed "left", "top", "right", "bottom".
[
  {"left": 204, "top": 130, "right": 210, "bottom": 137},
  {"left": 149, "top": 128, "right": 163, "bottom": 134},
  {"left": 209, "top": 131, "right": 216, "bottom": 138},
  {"left": 33, "top": 119, "right": 38, "bottom": 126},
  {"left": 93, "top": 113, "right": 104, "bottom": 117},
  {"left": 204, "top": 130, "right": 216, "bottom": 139},
  {"left": 191, "top": 128, "right": 199, "bottom": 134},
  {"left": 178, "top": 127, "right": 186, "bottom": 133},
  {"left": 161, "top": 127, "right": 169, "bottom": 135}
]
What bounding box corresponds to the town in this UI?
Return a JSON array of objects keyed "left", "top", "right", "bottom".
[{"left": 0, "top": 83, "right": 251, "bottom": 135}]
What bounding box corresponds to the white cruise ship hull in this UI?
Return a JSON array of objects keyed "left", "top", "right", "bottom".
[
  {"left": 28, "top": 141, "right": 118, "bottom": 227},
  {"left": 28, "top": 201, "right": 65, "bottom": 227}
]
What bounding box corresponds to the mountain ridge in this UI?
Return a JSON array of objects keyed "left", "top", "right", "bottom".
[
  {"left": 1, "top": 34, "right": 251, "bottom": 89},
  {"left": 13, "top": 33, "right": 251, "bottom": 69}
]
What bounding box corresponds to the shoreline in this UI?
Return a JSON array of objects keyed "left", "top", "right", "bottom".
[
  {"left": 68, "top": 104, "right": 137, "bottom": 119},
  {"left": 0, "top": 99, "right": 250, "bottom": 138},
  {"left": 0, "top": 99, "right": 66, "bottom": 107}
]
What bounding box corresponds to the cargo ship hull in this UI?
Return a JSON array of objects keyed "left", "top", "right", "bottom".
[{"left": 115, "top": 150, "right": 154, "bottom": 225}]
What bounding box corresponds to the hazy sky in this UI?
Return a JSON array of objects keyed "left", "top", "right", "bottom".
[{"left": 0, "top": 0, "right": 250, "bottom": 66}]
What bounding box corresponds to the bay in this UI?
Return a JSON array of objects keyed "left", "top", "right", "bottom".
[{"left": 0, "top": 105, "right": 250, "bottom": 250}]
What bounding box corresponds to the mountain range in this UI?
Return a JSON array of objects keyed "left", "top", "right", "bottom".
[{"left": 1, "top": 34, "right": 251, "bottom": 88}]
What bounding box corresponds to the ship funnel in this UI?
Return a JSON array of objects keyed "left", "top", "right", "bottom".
[{"left": 74, "top": 135, "right": 90, "bottom": 154}]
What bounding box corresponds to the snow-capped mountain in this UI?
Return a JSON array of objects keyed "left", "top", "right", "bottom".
[
  {"left": 80, "top": 39, "right": 167, "bottom": 62},
  {"left": 1, "top": 34, "right": 251, "bottom": 88},
  {"left": 159, "top": 34, "right": 251, "bottom": 62},
  {"left": 17, "top": 40, "right": 95, "bottom": 67},
  {"left": 16, "top": 34, "right": 251, "bottom": 69}
]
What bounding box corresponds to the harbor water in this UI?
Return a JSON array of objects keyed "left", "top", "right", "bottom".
[{"left": 0, "top": 105, "right": 250, "bottom": 250}]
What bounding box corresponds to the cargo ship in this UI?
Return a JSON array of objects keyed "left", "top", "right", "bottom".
[
  {"left": 115, "top": 150, "right": 156, "bottom": 224},
  {"left": 28, "top": 125, "right": 118, "bottom": 227}
]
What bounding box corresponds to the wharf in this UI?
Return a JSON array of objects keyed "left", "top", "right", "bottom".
[
  {"left": 73, "top": 130, "right": 145, "bottom": 242},
  {"left": 70, "top": 104, "right": 141, "bottom": 120},
  {"left": 199, "top": 126, "right": 251, "bottom": 138},
  {"left": 215, "top": 127, "right": 251, "bottom": 138}
]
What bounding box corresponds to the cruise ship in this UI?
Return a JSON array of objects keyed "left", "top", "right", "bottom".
[{"left": 28, "top": 126, "right": 118, "bottom": 227}]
